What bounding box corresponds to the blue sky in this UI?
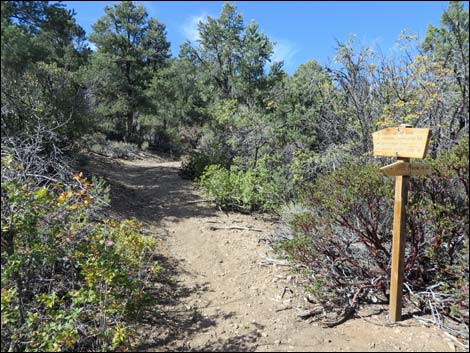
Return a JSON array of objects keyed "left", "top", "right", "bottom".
[{"left": 63, "top": 1, "right": 453, "bottom": 74}]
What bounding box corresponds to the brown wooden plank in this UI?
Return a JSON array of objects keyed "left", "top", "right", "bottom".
[
  {"left": 389, "top": 158, "right": 410, "bottom": 322},
  {"left": 380, "top": 161, "right": 409, "bottom": 176},
  {"left": 373, "top": 127, "right": 431, "bottom": 159},
  {"left": 380, "top": 161, "right": 432, "bottom": 176},
  {"left": 409, "top": 163, "right": 433, "bottom": 176}
]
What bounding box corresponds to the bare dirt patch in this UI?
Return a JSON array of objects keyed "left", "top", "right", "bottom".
[{"left": 84, "top": 154, "right": 459, "bottom": 352}]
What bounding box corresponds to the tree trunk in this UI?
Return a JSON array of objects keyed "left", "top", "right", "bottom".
[
  {"left": 124, "top": 59, "right": 134, "bottom": 142},
  {"left": 126, "top": 111, "right": 134, "bottom": 142}
]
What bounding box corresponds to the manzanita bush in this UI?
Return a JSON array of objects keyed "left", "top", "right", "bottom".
[{"left": 277, "top": 138, "right": 468, "bottom": 325}]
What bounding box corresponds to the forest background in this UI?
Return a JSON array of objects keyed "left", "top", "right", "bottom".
[{"left": 1, "top": 1, "right": 468, "bottom": 351}]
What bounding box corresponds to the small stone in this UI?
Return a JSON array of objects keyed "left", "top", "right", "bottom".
[{"left": 274, "top": 340, "right": 281, "bottom": 346}]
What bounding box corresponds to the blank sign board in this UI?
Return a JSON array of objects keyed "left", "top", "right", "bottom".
[{"left": 373, "top": 127, "right": 431, "bottom": 159}]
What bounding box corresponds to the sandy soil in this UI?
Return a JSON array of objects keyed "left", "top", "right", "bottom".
[{"left": 84, "top": 154, "right": 459, "bottom": 352}]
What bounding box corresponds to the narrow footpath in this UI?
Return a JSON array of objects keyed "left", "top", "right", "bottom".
[{"left": 85, "top": 154, "right": 457, "bottom": 352}]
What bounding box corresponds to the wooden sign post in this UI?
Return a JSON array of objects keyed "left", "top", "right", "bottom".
[{"left": 372, "top": 124, "right": 431, "bottom": 322}]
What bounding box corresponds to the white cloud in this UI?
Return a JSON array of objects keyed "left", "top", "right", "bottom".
[
  {"left": 181, "top": 13, "right": 208, "bottom": 42},
  {"left": 271, "top": 37, "right": 300, "bottom": 72}
]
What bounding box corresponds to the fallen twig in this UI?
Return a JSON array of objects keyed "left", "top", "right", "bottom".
[
  {"left": 207, "top": 219, "right": 243, "bottom": 223},
  {"left": 259, "top": 257, "right": 290, "bottom": 266},
  {"left": 443, "top": 331, "right": 469, "bottom": 350},
  {"left": 185, "top": 199, "right": 210, "bottom": 204},
  {"left": 281, "top": 286, "right": 293, "bottom": 299},
  {"left": 275, "top": 305, "right": 293, "bottom": 312},
  {"left": 209, "top": 225, "right": 263, "bottom": 232},
  {"left": 297, "top": 306, "right": 324, "bottom": 319},
  {"left": 321, "top": 306, "right": 356, "bottom": 328}
]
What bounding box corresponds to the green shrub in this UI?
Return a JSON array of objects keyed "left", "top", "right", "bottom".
[
  {"left": 151, "top": 126, "right": 184, "bottom": 154},
  {"left": 109, "top": 140, "right": 140, "bottom": 159},
  {"left": 198, "top": 162, "right": 281, "bottom": 212},
  {"left": 140, "top": 140, "right": 149, "bottom": 151},
  {"left": 82, "top": 133, "right": 141, "bottom": 159},
  {"left": 179, "top": 127, "right": 232, "bottom": 180},
  {"left": 180, "top": 151, "right": 219, "bottom": 180},
  {"left": 1, "top": 156, "right": 159, "bottom": 352}
]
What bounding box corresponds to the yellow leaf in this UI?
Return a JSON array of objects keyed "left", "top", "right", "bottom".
[
  {"left": 58, "top": 191, "right": 73, "bottom": 205},
  {"left": 72, "top": 172, "right": 83, "bottom": 180}
]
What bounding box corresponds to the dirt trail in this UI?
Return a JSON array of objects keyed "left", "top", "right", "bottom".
[{"left": 85, "top": 155, "right": 458, "bottom": 352}]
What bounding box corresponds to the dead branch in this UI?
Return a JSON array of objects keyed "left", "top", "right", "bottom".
[
  {"left": 185, "top": 199, "right": 211, "bottom": 204},
  {"left": 209, "top": 225, "right": 263, "bottom": 232},
  {"left": 259, "top": 256, "right": 290, "bottom": 266},
  {"left": 297, "top": 306, "right": 324, "bottom": 319},
  {"left": 281, "top": 286, "right": 293, "bottom": 299},
  {"left": 275, "top": 305, "right": 293, "bottom": 312},
  {"left": 321, "top": 306, "right": 356, "bottom": 328}
]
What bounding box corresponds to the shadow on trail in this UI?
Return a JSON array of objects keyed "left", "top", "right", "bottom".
[
  {"left": 135, "top": 251, "right": 216, "bottom": 351},
  {"left": 83, "top": 155, "right": 264, "bottom": 351},
  {"left": 189, "top": 331, "right": 264, "bottom": 352},
  {"left": 83, "top": 155, "right": 218, "bottom": 225},
  {"left": 136, "top": 251, "right": 262, "bottom": 352}
]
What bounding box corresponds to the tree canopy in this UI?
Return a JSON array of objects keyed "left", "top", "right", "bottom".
[{"left": 87, "top": 1, "right": 170, "bottom": 141}]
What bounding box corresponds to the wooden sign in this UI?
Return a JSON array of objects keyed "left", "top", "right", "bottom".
[
  {"left": 373, "top": 127, "right": 431, "bottom": 159},
  {"left": 372, "top": 124, "right": 432, "bottom": 323},
  {"left": 380, "top": 161, "right": 433, "bottom": 177}
]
